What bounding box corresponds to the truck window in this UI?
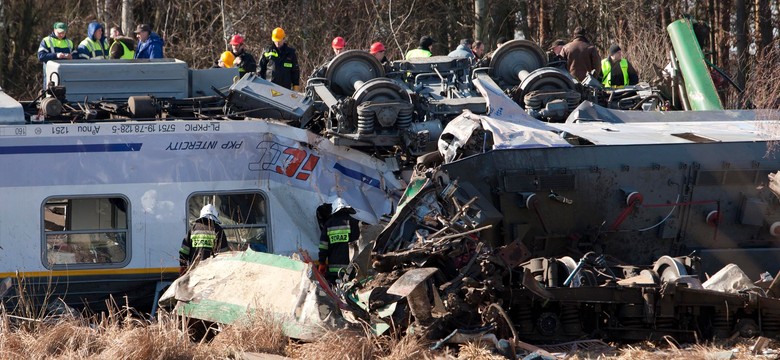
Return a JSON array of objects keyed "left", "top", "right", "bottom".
[
  {"left": 43, "top": 197, "right": 129, "bottom": 267},
  {"left": 187, "top": 192, "right": 269, "bottom": 252}
]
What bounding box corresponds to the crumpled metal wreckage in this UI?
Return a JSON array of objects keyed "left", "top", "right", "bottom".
[{"left": 161, "top": 168, "right": 780, "bottom": 358}]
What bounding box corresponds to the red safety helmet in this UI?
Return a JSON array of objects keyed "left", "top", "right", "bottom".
[
  {"left": 332, "top": 36, "right": 346, "bottom": 49},
  {"left": 229, "top": 34, "right": 244, "bottom": 45},
  {"left": 370, "top": 42, "right": 385, "bottom": 54}
]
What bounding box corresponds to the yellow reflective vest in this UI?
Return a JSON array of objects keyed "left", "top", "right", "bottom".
[{"left": 601, "top": 58, "right": 629, "bottom": 87}]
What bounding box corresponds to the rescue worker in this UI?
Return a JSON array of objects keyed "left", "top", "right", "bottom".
[
  {"left": 332, "top": 36, "right": 346, "bottom": 55},
  {"left": 547, "top": 39, "right": 567, "bottom": 70},
  {"left": 133, "top": 23, "right": 164, "bottom": 59},
  {"left": 258, "top": 27, "right": 301, "bottom": 91},
  {"left": 37, "top": 22, "right": 76, "bottom": 63},
  {"left": 560, "top": 26, "right": 601, "bottom": 82},
  {"left": 179, "top": 204, "right": 229, "bottom": 274},
  {"left": 448, "top": 38, "right": 474, "bottom": 60},
  {"left": 369, "top": 42, "right": 391, "bottom": 73},
  {"left": 217, "top": 50, "right": 235, "bottom": 68},
  {"left": 76, "top": 21, "right": 109, "bottom": 60},
  {"left": 472, "top": 40, "right": 485, "bottom": 61},
  {"left": 405, "top": 35, "right": 434, "bottom": 59},
  {"left": 601, "top": 44, "right": 639, "bottom": 88},
  {"left": 108, "top": 26, "right": 135, "bottom": 59},
  {"left": 227, "top": 34, "right": 257, "bottom": 77},
  {"left": 476, "top": 36, "right": 507, "bottom": 68},
  {"left": 318, "top": 198, "right": 360, "bottom": 284},
  {"left": 370, "top": 42, "right": 389, "bottom": 63}
]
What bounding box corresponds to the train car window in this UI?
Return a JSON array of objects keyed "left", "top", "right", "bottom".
[
  {"left": 43, "top": 196, "right": 129, "bottom": 268},
  {"left": 187, "top": 192, "right": 269, "bottom": 252}
]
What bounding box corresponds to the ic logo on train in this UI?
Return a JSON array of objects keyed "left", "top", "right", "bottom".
[{"left": 250, "top": 141, "right": 320, "bottom": 181}]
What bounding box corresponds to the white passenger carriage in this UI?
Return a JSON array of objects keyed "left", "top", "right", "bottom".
[{"left": 0, "top": 62, "right": 401, "bottom": 310}]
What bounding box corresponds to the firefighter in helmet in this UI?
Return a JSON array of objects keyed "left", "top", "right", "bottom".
[
  {"left": 318, "top": 198, "right": 360, "bottom": 283},
  {"left": 179, "top": 204, "right": 229, "bottom": 274}
]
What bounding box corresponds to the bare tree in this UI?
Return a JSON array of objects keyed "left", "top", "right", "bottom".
[
  {"left": 474, "top": 0, "right": 486, "bottom": 42},
  {"left": 0, "top": 0, "right": 6, "bottom": 88},
  {"left": 121, "top": 0, "right": 132, "bottom": 36},
  {"left": 755, "top": 0, "right": 772, "bottom": 54},
  {"left": 735, "top": 0, "right": 749, "bottom": 95}
]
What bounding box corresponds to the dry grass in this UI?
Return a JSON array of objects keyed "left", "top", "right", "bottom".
[{"left": 2, "top": 303, "right": 778, "bottom": 360}]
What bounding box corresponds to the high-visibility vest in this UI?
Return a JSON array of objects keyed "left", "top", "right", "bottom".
[
  {"left": 601, "top": 58, "right": 629, "bottom": 87},
  {"left": 405, "top": 48, "right": 432, "bottom": 59},
  {"left": 79, "top": 38, "right": 109, "bottom": 59},
  {"left": 42, "top": 36, "right": 74, "bottom": 55},
  {"left": 109, "top": 40, "right": 135, "bottom": 59}
]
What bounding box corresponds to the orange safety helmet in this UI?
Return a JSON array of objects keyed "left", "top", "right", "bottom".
[
  {"left": 332, "top": 36, "right": 346, "bottom": 49},
  {"left": 220, "top": 51, "right": 235, "bottom": 68},
  {"left": 271, "top": 27, "right": 285, "bottom": 41},
  {"left": 370, "top": 42, "right": 385, "bottom": 54},
  {"left": 229, "top": 34, "right": 244, "bottom": 45}
]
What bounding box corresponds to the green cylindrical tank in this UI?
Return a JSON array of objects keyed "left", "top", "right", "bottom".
[{"left": 666, "top": 19, "right": 723, "bottom": 110}]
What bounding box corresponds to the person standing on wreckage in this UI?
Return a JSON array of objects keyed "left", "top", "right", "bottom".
[
  {"left": 178, "top": 204, "right": 229, "bottom": 275},
  {"left": 318, "top": 198, "right": 361, "bottom": 284},
  {"left": 258, "top": 27, "right": 301, "bottom": 91}
]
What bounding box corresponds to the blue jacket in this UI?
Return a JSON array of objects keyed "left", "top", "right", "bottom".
[
  {"left": 37, "top": 33, "right": 75, "bottom": 63},
  {"left": 447, "top": 44, "right": 474, "bottom": 59},
  {"left": 135, "top": 32, "right": 164, "bottom": 59},
  {"left": 77, "top": 22, "right": 110, "bottom": 59}
]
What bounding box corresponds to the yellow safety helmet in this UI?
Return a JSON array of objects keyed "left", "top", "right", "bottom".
[
  {"left": 220, "top": 51, "right": 235, "bottom": 68},
  {"left": 271, "top": 27, "right": 285, "bottom": 42}
]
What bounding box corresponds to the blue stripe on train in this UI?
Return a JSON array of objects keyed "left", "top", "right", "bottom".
[
  {"left": 333, "top": 162, "right": 380, "bottom": 188},
  {"left": 0, "top": 143, "right": 142, "bottom": 154}
]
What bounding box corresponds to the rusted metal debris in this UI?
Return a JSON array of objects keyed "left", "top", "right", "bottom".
[{"left": 163, "top": 166, "right": 780, "bottom": 357}]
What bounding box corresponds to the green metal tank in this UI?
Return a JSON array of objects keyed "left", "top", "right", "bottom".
[{"left": 666, "top": 19, "right": 723, "bottom": 110}]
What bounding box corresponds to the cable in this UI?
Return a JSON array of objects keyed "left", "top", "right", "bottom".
[{"left": 636, "top": 194, "right": 680, "bottom": 232}]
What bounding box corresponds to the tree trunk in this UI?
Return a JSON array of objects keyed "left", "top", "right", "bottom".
[
  {"left": 525, "top": 1, "right": 537, "bottom": 42},
  {"left": 735, "top": 0, "right": 748, "bottom": 99},
  {"left": 474, "top": 0, "right": 486, "bottom": 44},
  {"left": 517, "top": 1, "right": 530, "bottom": 42},
  {"left": 718, "top": 0, "right": 731, "bottom": 70},
  {"left": 756, "top": 0, "right": 772, "bottom": 54},
  {"left": 659, "top": 0, "right": 672, "bottom": 27},
  {"left": 538, "top": 1, "right": 546, "bottom": 46},
  {"left": 121, "top": 0, "right": 133, "bottom": 36},
  {"left": 0, "top": 0, "right": 6, "bottom": 90},
  {"left": 708, "top": 0, "right": 716, "bottom": 63}
]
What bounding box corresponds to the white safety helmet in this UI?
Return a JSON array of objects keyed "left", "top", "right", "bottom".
[
  {"left": 199, "top": 204, "right": 221, "bottom": 224},
  {"left": 331, "top": 197, "right": 353, "bottom": 215}
]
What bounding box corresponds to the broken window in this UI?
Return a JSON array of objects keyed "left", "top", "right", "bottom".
[
  {"left": 43, "top": 196, "right": 129, "bottom": 268},
  {"left": 187, "top": 192, "right": 269, "bottom": 252}
]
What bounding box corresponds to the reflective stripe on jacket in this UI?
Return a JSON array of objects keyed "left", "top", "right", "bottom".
[
  {"left": 78, "top": 37, "right": 110, "bottom": 59},
  {"left": 318, "top": 211, "right": 360, "bottom": 274},
  {"left": 37, "top": 35, "right": 74, "bottom": 63},
  {"left": 258, "top": 43, "right": 299, "bottom": 89}
]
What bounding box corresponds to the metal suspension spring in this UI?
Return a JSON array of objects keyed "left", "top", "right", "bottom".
[
  {"left": 397, "top": 107, "right": 413, "bottom": 130},
  {"left": 762, "top": 314, "right": 780, "bottom": 332},
  {"left": 655, "top": 316, "right": 675, "bottom": 329},
  {"left": 619, "top": 317, "right": 643, "bottom": 328},
  {"left": 524, "top": 95, "right": 542, "bottom": 110},
  {"left": 515, "top": 306, "right": 534, "bottom": 334},
  {"left": 711, "top": 312, "right": 731, "bottom": 330},
  {"left": 560, "top": 304, "right": 582, "bottom": 335},
  {"left": 566, "top": 90, "right": 582, "bottom": 110},
  {"left": 357, "top": 106, "right": 375, "bottom": 134}
]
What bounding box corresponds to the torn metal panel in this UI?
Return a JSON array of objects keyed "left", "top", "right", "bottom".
[
  {"left": 160, "top": 250, "right": 347, "bottom": 340},
  {"left": 566, "top": 101, "right": 779, "bottom": 124},
  {"left": 702, "top": 263, "right": 760, "bottom": 293}
]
